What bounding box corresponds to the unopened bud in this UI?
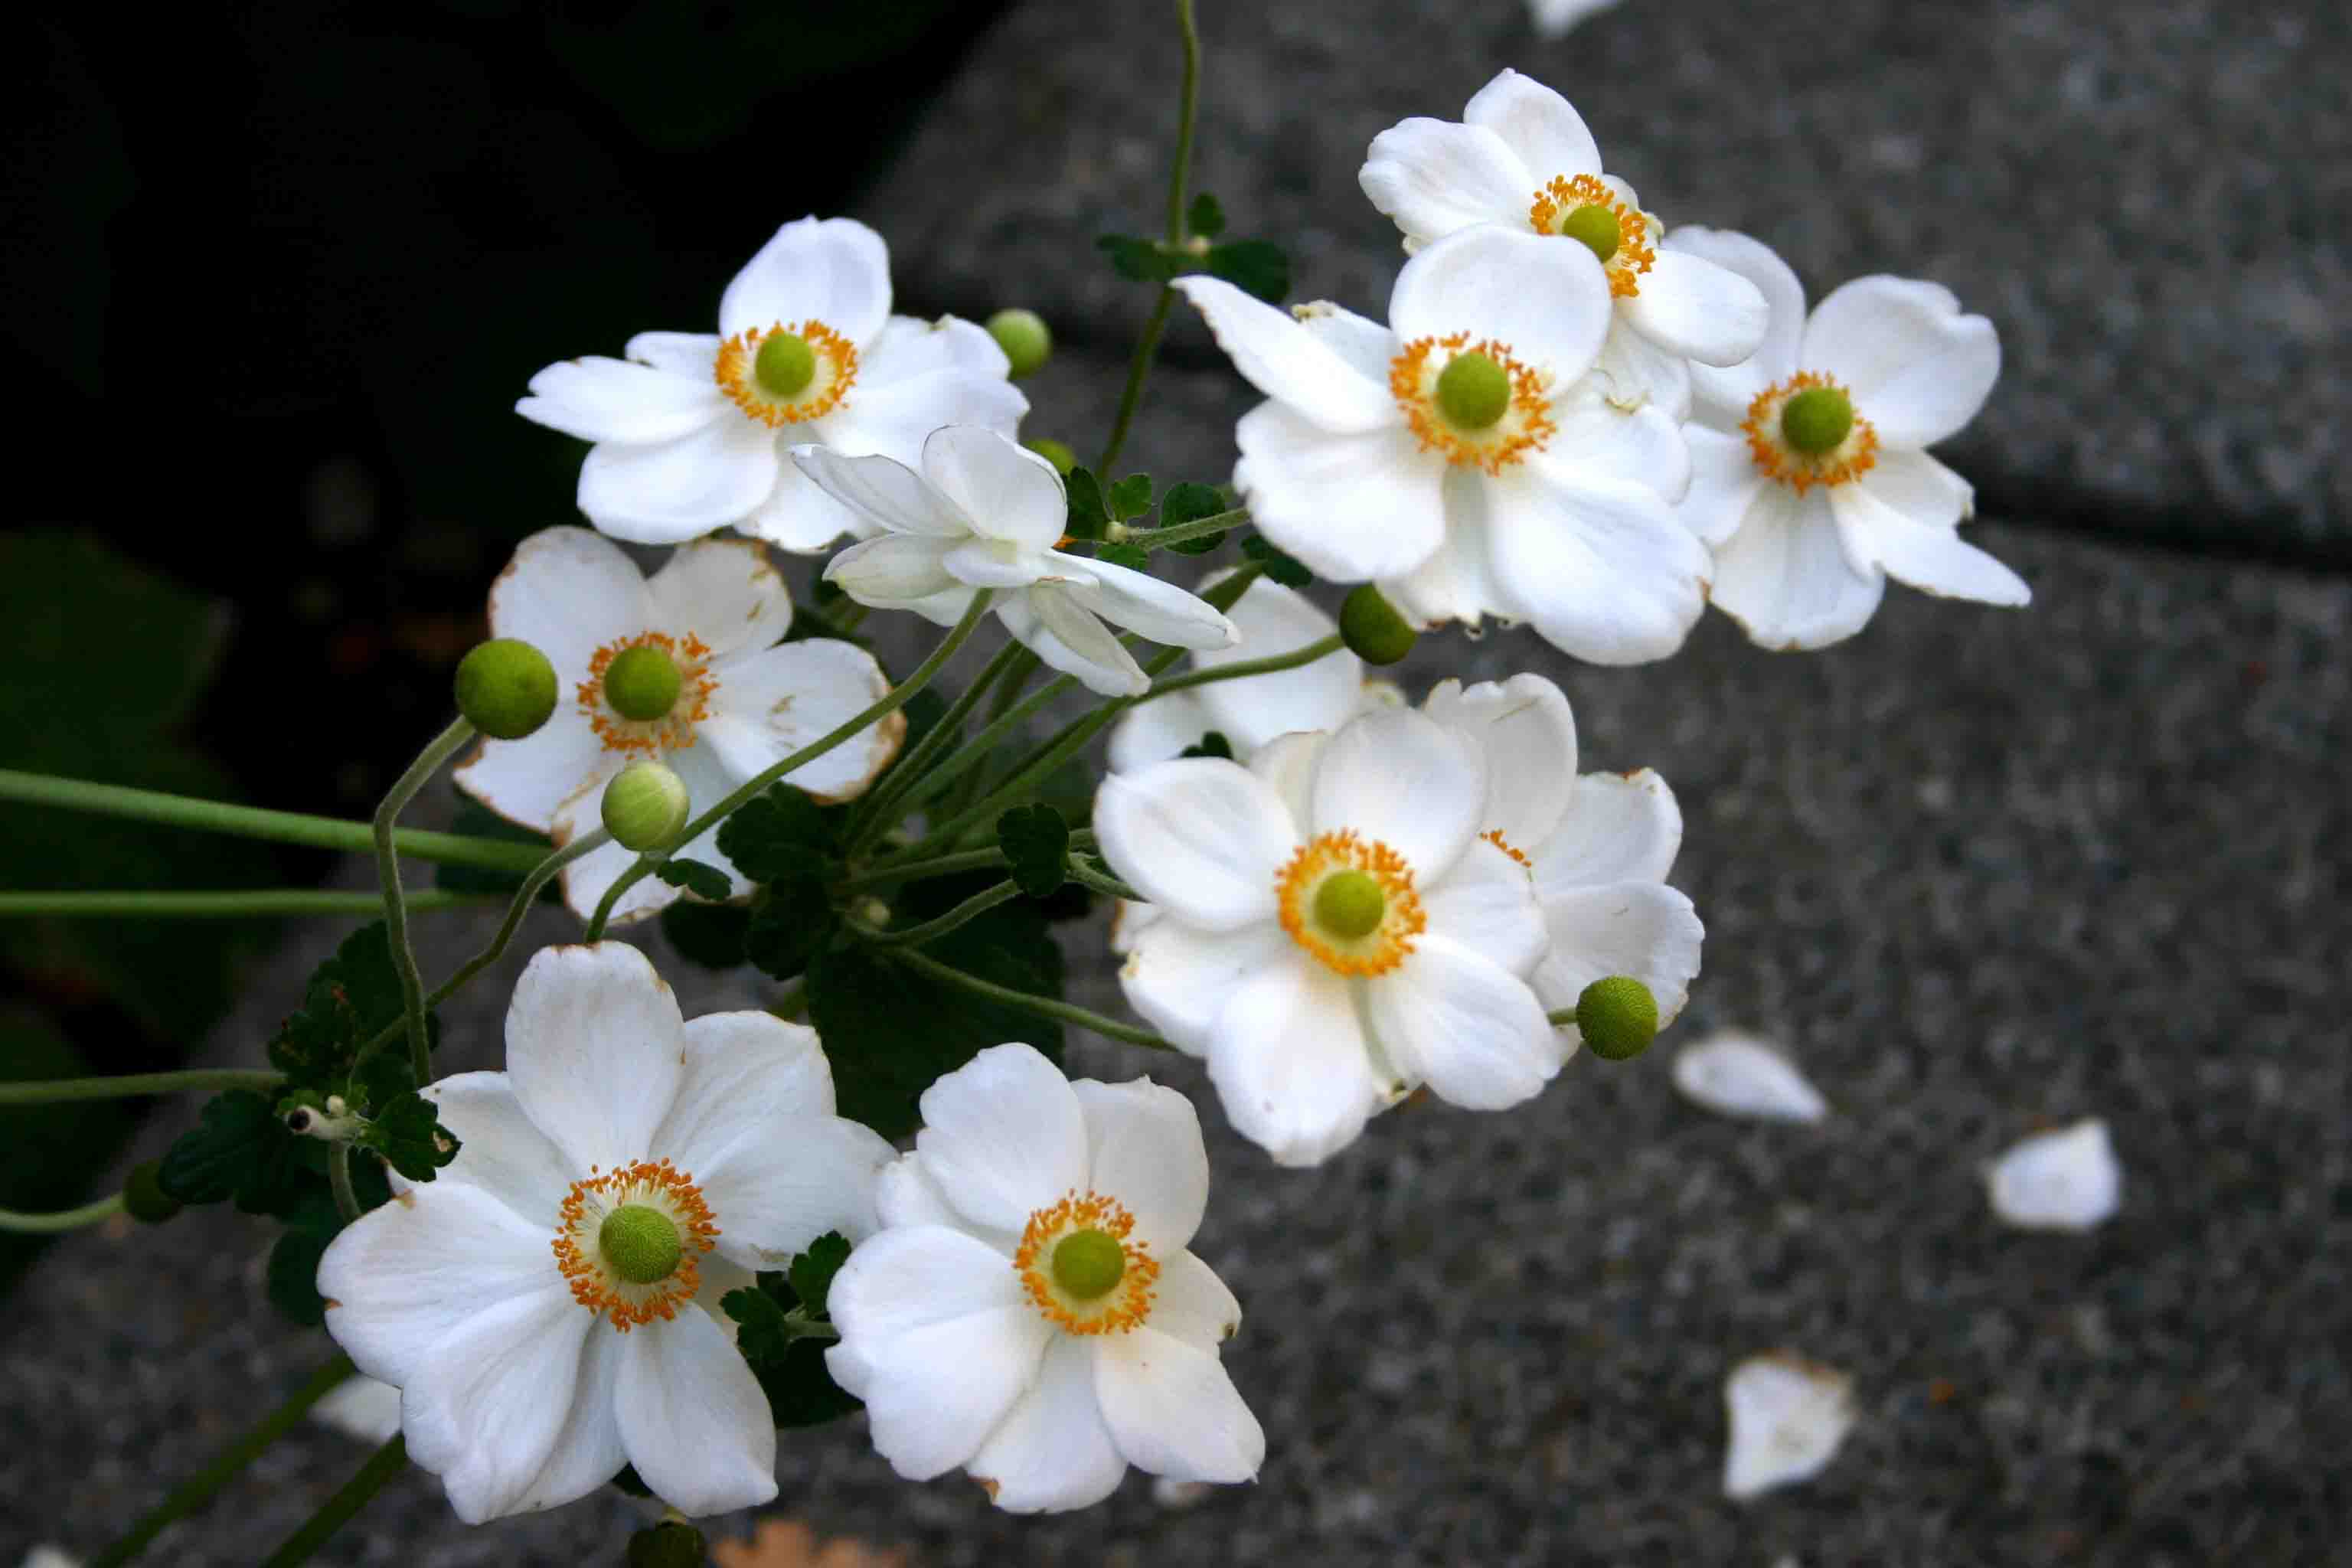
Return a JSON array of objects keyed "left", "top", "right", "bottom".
[
  {"left": 123, "top": 1159, "right": 182, "bottom": 1225},
  {"left": 1338, "top": 584, "right": 1417, "bottom": 666},
  {"left": 626, "top": 1521, "right": 707, "bottom": 1568},
  {"left": 987, "top": 308, "right": 1054, "bottom": 378},
  {"left": 455, "top": 639, "right": 558, "bottom": 740},
  {"left": 1024, "top": 437, "right": 1077, "bottom": 475},
  {"left": 1575, "top": 975, "right": 1659, "bottom": 1060},
  {"left": 601, "top": 760, "right": 691, "bottom": 852}
]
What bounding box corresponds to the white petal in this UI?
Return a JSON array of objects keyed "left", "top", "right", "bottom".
[
  {"left": 1858, "top": 446, "right": 1974, "bottom": 528},
  {"left": 485, "top": 525, "right": 652, "bottom": 675},
  {"left": 1984, "top": 1119, "right": 2121, "bottom": 1232},
  {"left": 1064, "top": 557, "right": 1240, "bottom": 651},
  {"left": 913, "top": 1042, "right": 1089, "bottom": 1234},
  {"left": 825, "top": 534, "right": 962, "bottom": 606},
  {"left": 1530, "top": 769, "right": 1683, "bottom": 892},
  {"left": 1671, "top": 1031, "right": 1828, "bottom": 1124},
  {"left": 519, "top": 357, "right": 729, "bottom": 446},
  {"left": 1377, "top": 466, "right": 1510, "bottom": 629},
  {"left": 318, "top": 1182, "right": 559, "bottom": 1390},
  {"left": 1206, "top": 956, "right": 1389, "bottom": 1167},
  {"left": 1492, "top": 462, "right": 1711, "bottom": 663},
  {"left": 1095, "top": 1328, "right": 1265, "bottom": 1485},
  {"left": 577, "top": 416, "right": 782, "bottom": 545},
  {"left": 1366, "top": 934, "right": 1558, "bottom": 1110},
  {"left": 1831, "top": 481, "right": 2029, "bottom": 606},
  {"left": 1533, "top": 882, "right": 1705, "bottom": 1028},
  {"left": 1389, "top": 226, "right": 1612, "bottom": 387},
  {"left": 554, "top": 808, "right": 680, "bottom": 926},
  {"left": 1462, "top": 68, "right": 1604, "bottom": 185},
  {"left": 1802, "top": 276, "right": 1998, "bottom": 449},
  {"left": 1592, "top": 315, "right": 1694, "bottom": 420},
  {"left": 816, "top": 368, "right": 1030, "bottom": 472},
  {"left": 1289, "top": 299, "right": 1401, "bottom": 382},
  {"left": 1723, "top": 1354, "right": 1856, "bottom": 1501},
  {"left": 505, "top": 943, "right": 684, "bottom": 1174},
  {"left": 397, "top": 1285, "right": 592, "bottom": 1524},
  {"left": 1107, "top": 687, "right": 1220, "bottom": 773},
  {"left": 1708, "top": 484, "right": 1885, "bottom": 651},
  {"left": 1117, "top": 914, "right": 1290, "bottom": 1054},
  {"left": 719, "top": 216, "right": 890, "bottom": 346},
  {"left": 1247, "top": 728, "right": 1327, "bottom": 826},
  {"left": 624, "top": 331, "right": 720, "bottom": 380},
  {"left": 1173, "top": 275, "right": 1396, "bottom": 431},
  {"left": 1358, "top": 118, "right": 1534, "bottom": 250},
  {"left": 1528, "top": 0, "right": 1627, "bottom": 40},
  {"left": 701, "top": 637, "right": 902, "bottom": 801},
  {"left": 1008, "top": 585, "right": 1150, "bottom": 697},
  {"left": 1148, "top": 1249, "right": 1245, "bottom": 1351},
  {"left": 615, "top": 1307, "right": 779, "bottom": 1516},
  {"left": 1071, "top": 1076, "right": 1210, "bottom": 1253},
  {"left": 1420, "top": 835, "right": 1549, "bottom": 978},
  {"left": 1310, "top": 707, "right": 1487, "bottom": 880},
  {"left": 968, "top": 1337, "right": 1130, "bottom": 1513},
  {"left": 1621, "top": 249, "right": 1771, "bottom": 368},
  {"left": 1547, "top": 375, "right": 1692, "bottom": 501},
  {"left": 790, "top": 445, "right": 971, "bottom": 538},
  {"left": 921, "top": 426, "right": 1067, "bottom": 550},
  {"left": 504, "top": 1325, "right": 630, "bottom": 1520},
  {"left": 1233, "top": 401, "right": 1446, "bottom": 581},
  {"left": 1095, "top": 760, "right": 1297, "bottom": 931},
  {"left": 452, "top": 710, "right": 609, "bottom": 835},
  {"left": 859, "top": 313, "right": 1011, "bottom": 382},
  {"left": 1667, "top": 227, "right": 1808, "bottom": 419},
  {"left": 651, "top": 743, "right": 753, "bottom": 893},
  {"left": 871, "top": 1154, "right": 995, "bottom": 1240},
  {"left": 645, "top": 536, "right": 793, "bottom": 658},
  {"left": 1677, "top": 423, "right": 1769, "bottom": 547},
  {"left": 943, "top": 537, "right": 1058, "bottom": 588},
  {"left": 1419, "top": 672, "right": 1578, "bottom": 849},
  {"left": 310, "top": 1374, "right": 407, "bottom": 1446},
  {"left": 413, "top": 1072, "right": 573, "bottom": 1227},
  {"left": 1184, "top": 576, "right": 1362, "bottom": 750}
]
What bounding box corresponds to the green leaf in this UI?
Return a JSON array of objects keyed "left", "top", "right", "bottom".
[
  {"left": 721, "top": 1283, "right": 798, "bottom": 1363},
  {"left": 157, "top": 1089, "right": 312, "bottom": 1217},
  {"left": 1095, "top": 543, "right": 1150, "bottom": 573},
  {"left": 897, "top": 688, "right": 949, "bottom": 756},
  {"left": 660, "top": 901, "right": 750, "bottom": 969},
  {"left": 742, "top": 890, "right": 831, "bottom": 983},
  {"left": 1187, "top": 191, "right": 1227, "bottom": 238},
  {"left": 1207, "top": 239, "right": 1290, "bottom": 304},
  {"left": 1179, "top": 731, "right": 1235, "bottom": 760},
  {"left": 1158, "top": 480, "right": 1230, "bottom": 554},
  {"left": 787, "top": 1232, "right": 851, "bottom": 1317},
  {"left": 1108, "top": 472, "right": 1155, "bottom": 521},
  {"left": 266, "top": 1223, "right": 332, "bottom": 1328},
  {"left": 1242, "top": 534, "right": 1315, "bottom": 587},
  {"left": 268, "top": 923, "right": 436, "bottom": 1097},
  {"left": 357, "top": 1091, "right": 462, "bottom": 1183},
  {"left": 807, "top": 891, "right": 1065, "bottom": 1138},
  {"left": 722, "top": 1245, "right": 864, "bottom": 1429},
  {"left": 655, "top": 858, "right": 732, "bottom": 901},
  {"left": 715, "top": 783, "right": 834, "bottom": 885},
  {"left": 433, "top": 801, "right": 555, "bottom": 897},
  {"left": 1063, "top": 466, "right": 1109, "bottom": 541},
  {"left": 997, "top": 804, "right": 1070, "bottom": 898},
  {"left": 1096, "top": 233, "right": 1177, "bottom": 285}
]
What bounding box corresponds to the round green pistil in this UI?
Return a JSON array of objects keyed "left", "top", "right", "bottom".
[
  {"left": 1434, "top": 350, "right": 1511, "bottom": 431},
  {"left": 599, "top": 1204, "right": 683, "bottom": 1285},
  {"left": 1559, "top": 202, "right": 1622, "bottom": 263},
  {"left": 1314, "top": 869, "right": 1387, "bottom": 940},
  {"left": 1780, "top": 385, "right": 1854, "bottom": 456},
  {"left": 1050, "top": 1228, "right": 1125, "bottom": 1300},
  {"left": 603, "top": 645, "right": 682, "bottom": 721},
  {"left": 753, "top": 331, "right": 816, "bottom": 400},
  {"left": 1576, "top": 975, "right": 1660, "bottom": 1062}
]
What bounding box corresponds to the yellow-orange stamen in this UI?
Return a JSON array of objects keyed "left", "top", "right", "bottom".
[
  {"left": 552, "top": 1158, "right": 720, "bottom": 1331},
  {"left": 1014, "top": 1191, "right": 1158, "bottom": 1335},
  {"left": 577, "top": 631, "right": 716, "bottom": 756},
  {"left": 1741, "top": 371, "right": 1880, "bottom": 492},
  {"left": 1527, "top": 173, "right": 1656, "bottom": 299},
  {"left": 1389, "top": 334, "right": 1556, "bottom": 475},
  {"left": 1275, "top": 830, "right": 1426, "bottom": 976},
  {"left": 1481, "top": 828, "right": 1533, "bottom": 869},
  {"left": 714, "top": 319, "right": 859, "bottom": 426}
]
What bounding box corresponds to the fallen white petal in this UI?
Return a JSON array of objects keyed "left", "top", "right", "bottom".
[
  {"left": 1723, "top": 1353, "right": 1856, "bottom": 1501},
  {"left": 1985, "top": 1119, "right": 2121, "bottom": 1232},
  {"left": 310, "top": 1374, "right": 406, "bottom": 1445},
  {"left": 1671, "top": 1031, "right": 1827, "bottom": 1123}
]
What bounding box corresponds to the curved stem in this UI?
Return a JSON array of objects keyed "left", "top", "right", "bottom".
[
  {"left": 0, "top": 1192, "right": 123, "bottom": 1233},
  {"left": 1134, "top": 503, "right": 1250, "bottom": 553},
  {"left": 835, "top": 831, "right": 1096, "bottom": 894},
  {"left": 0, "top": 889, "right": 498, "bottom": 918},
  {"left": 0, "top": 769, "right": 550, "bottom": 874},
  {"left": 374, "top": 719, "right": 475, "bottom": 1087},
  {"left": 1140, "top": 632, "right": 1344, "bottom": 701},
  {"left": 884, "top": 944, "right": 1175, "bottom": 1052},
  {"left": 877, "top": 670, "right": 1080, "bottom": 831},
  {"left": 1097, "top": 285, "right": 1175, "bottom": 479},
  {"left": 844, "top": 636, "right": 1027, "bottom": 854},
  {"left": 327, "top": 1145, "right": 361, "bottom": 1223},
  {"left": 258, "top": 1434, "right": 407, "bottom": 1568},
  {"left": 1067, "top": 860, "right": 1142, "bottom": 903},
  {"left": 0, "top": 1068, "right": 282, "bottom": 1107},
  {"left": 859, "top": 880, "right": 1023, "bottom": 947},
  {"left": 1164, "top": 0, "right": 1200, "bottom": 243}
]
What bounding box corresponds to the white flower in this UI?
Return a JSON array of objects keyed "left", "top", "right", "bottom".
[
  {"left": 1670, "top": 227, "right": 2029, "bottom": 650},
  {"left": 310, "top": 1374, "right": 406, "bottom": 1445},
  {"left": 518, "top": 217, "right": 1027, "bottom": 551},
  {"left": 317, "top": 943, "right": 894, "bottom": 1523},
  {"left": 825, "top": 1044, "right": 1263, "bottom": 1514},
  {"left": 1098, "top": 705, "right": 1559, "bottom": 1166},
  {"left": 1527, "top": 0, "right": 1626, "bottom": 38},
  {"left": 795, "top": 426, "right": 1240, "bottom": 697},
  {"left": 1359, "top": 69, "right": 1768, "bottom": 416},
  {"left": 1723, "top": 1354, "right": 1856, "bottom": 1501},
  {"left": 1984, "top": 1119, "right": 2120, "bottom": 1232},
  {"left": 1671, "top": 1031, "right": 1828, "bottom": 1123},
  {"left": 453, "top": 528, "right": 902, "bottom": 925},
  {"left": 1175, "top": 229, "right": 1710, "bottom": 665}
]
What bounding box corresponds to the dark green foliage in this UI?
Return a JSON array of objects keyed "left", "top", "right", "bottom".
[
  {"left": 1158, "top": 480, "right": 1230, "bottom": 554},
  {"left": 1108, "top": 472, "right": 1155, "bottom": 521},
  {"left": 660, "top": 901, "right": 751, "bottom": 969},
  {"left": 1242, "top": 534, "right": 1314, "bottom": 587},
  {"left": 1179, "top": 731, "right": 1235, "bottom": 760},
  {"left": 356, "top": 1091, "right": 462, "bottom": 1182},
  {"left": 1187, "top": 191, "right": 1226, "bottom": 237},
  {"left": 997, "top": 804, "right": 1070, "bottom": 898},
  {"left": 1063, "top": 465, "right": 1110, "bottom": 541},
  {"left": 721, "top": 1232, "right": 861, "bottom": 1429},
  {"left": 654, "top": 858, "right": 732, "bottom": 901}
]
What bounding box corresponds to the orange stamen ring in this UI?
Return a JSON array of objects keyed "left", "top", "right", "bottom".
[
  {"left": 552, "top": 1158, "right": 720, "bottom": 1332},
  {"left": 1390, "top": 334, "right": 1556, "bottom": 475},
  {"left": 1741, "top": 371, "right": 1880, "bottom": 492},
  {"left": 1527, "top": 173, "right": 1656, "bottom": 299},
  {"left": 1276, "top": 829, "right": 1427, "bottom": 977},
  {"left": 577, "top": 631, "right": 716, "bottom": 756},
  {"left": 714, "top": 318, "right": 860, "bottom": 426},
  {"left": 1014, "top": 1191, "right": 1159, "bottom": 1335}
]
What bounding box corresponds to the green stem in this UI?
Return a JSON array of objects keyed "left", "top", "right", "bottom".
[
  {"left": 861, "top": 880, "right": 1023, "bottom": 947},
  {"left": 880, "top": 671, "right": 1080, "bottom": 830},
  {"left": 1131, "top": 503, "right": 1250, "bottom": 553},
  {"left": 884, "top": 945, "right": 1174, "bottom": 1051},
  {"left": 845, "top": 637, "right": 1028, "bottom": 854},
  {"left": 0, "top": 1068, "right": 282, "bottom": 1106},
  {"left": 1164, "top": 0, "right": 1201, "bottom": 243},
  {"left": 0, "top": 1192, "right": 123, "bottom": 1233},
  {"left": 0, "top": 769, "right": 550, "bottom": 874},
  {"left": 90, "top": 1355, "right": 357, "bottom": 1568},
  {"left": 0, "top": 889, "right": 499, "bottom": 919},
  {"left": 833, "top": 831, "right": 1095, "bottom": 894},
  {"left": 258, "top": 1435, "right": 407, "bottom": 1568},
  {"left": 327, "top": 1145, "right": 361, "bottom": 1223},
  {"left": 1098, "top": 286, "right": 1175, "bottom": 479},
  {"left": 1068, "top": 860, "right": 1142, "bottom": 903},
  {"left": 374, "top": 719, "right": 475, "bottom": 1087},
  {"left": 1142, "top": 632, "right": 1345, "bottom": 700}
]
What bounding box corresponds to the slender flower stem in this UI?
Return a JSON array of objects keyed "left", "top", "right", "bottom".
[
  {"left": 0, "top": 1192, "right": 123, "bottom": 1233},
  {"left": 1132, "top": 504, "right": 1250, "bottom": 552},
  {"left": 374, "top": 719, "right": 475, "bottom": 1087},
  {"left": 835, "top": 831, "right": 1097, "bottom": 894},
  {"left": 0, "top": 769, "right": 549, "bottom": 874},
  {"left": 1098, "top": 286, "right": 1176, "bottom": 479},
  {"left": 1067, "top": 860, "right": 1143, "bottom": 903},
  {"left": 327, "top": 1145, "right": 361, "bottom": 1223},
  {"left": 884, "top": 945, "right": 1175, "bottom": 1051},
  {"left": 879, "top": 669, "right": 1079, "bottom": 831},
  {"left": 0, "top": 1068, "right": 282, "bottom": 1106},
  {"left": 0, "top": 889, "right": 499, "bottom": 919},
  {"left": 845, "top": 637, "right": 1027, "bottom": 854},
  {"left": 90, "top": 1355, "right": 357, "bottom": 1568},
  {"left": 861, "top": 880, "right": 1023, "bottom": 947},
  {"left": 1140, "top": 632, "right": 1346, "bottom": 701},
  {"left": 585, "top": 592, "right": 995, "bottom": 939},
  {"left": 258, "top": 1434, "right": 407, "bottom": 1568}
]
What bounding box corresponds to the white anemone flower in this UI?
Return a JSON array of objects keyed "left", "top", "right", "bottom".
[
  {"left": 826, "top": 1044, "right": 1263, "bottom": 1513},
  {"left": 1668, "top": 227, "right": 2030, "bottom": 650},
  {"left": 1175, "top": 227, "right": 1710, "bottom": 665},
  {"left": 1099, "top": 705, "right": 1560, "bottom": 1166},
  {"left": 1528, "top": 0, "right": 1626, "bottom": 38},
  {"left": 1416, "top": 673, "right": 1702, "bottom": 1048},
  {"left": 453, "top": 528, "right": 901, "bottom": 925},
  {"left": 317, "top": 943, "right": 894, "bottom": 1523},
  {"left": 518, "top": 216, "right": 1026, "bottom": 551},
  {"left": 1360, "top": 69, "right": 1768, "bottom": 417},
  {"left": 795, "top": 426, "right": 1240, "bottom": 697}
]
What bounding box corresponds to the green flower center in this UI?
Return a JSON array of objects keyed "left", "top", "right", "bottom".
[
  {"left": 599, "top": 1204, "right": 683, "bottom": 1285},
  {"left": 753, "top": 331, "right": 817, "bottom": 401},
  {"left": 1779, "top": 386, "right": 1854, "bottom": 456},
  {"left": 1559, "top": 202, "right": 1622, "bottom": 263},
  {"left": 1314, "top": 869, "right": 1387, "bottom": 939},
  {"left": 603, "top": 645, "right": 682, "bottom": 722},
  {"left": 1050, "top": 1227, "right": 1125, "bottom": 1300},
  {"left": 1434, "top": 351, "right": 1511, "bottom": 431}
]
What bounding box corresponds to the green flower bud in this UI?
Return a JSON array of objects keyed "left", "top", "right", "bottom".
[
  {"left": 1050, "top": 1228, "right": 1126, "bottom": 1300},
  {"left": 1435, "top": 350, "right": 1511, "bottom": 430},
  {"left": 626, "top": 1521, "right": 707, "bottom": 1568},
  {"left": 454, "top": 639, "right": 558, "bottom": 740},
  {"left": 123, "top": 1158, "right": 181, "bottom": 1225},
  {"left": 1779, "top": 385, "right": 1854, "bottom": 456},
  {"left": 1024, "top": 437, "right": 1077, "bottom": 475},
  {"left": 1559, "top": 202, "right": 1622, "bottom": 263},
  {"left": 600, "top": 1204, "right": 684, "bottom": 1285},
  {"left": 1338, "top": 583, "right": 1418, "bottom": 666},
  {"left": 754, "top": 331, "right": 816, "bottom": 400},
  {"left": 1576, "top": 975, "right": 1659, "bottom": 1060},
  {"left": 603, "top": 645, "right": 682, "bottom": 722},
  {"left": 987, "top": 308, "right": 1054, "bottom": 378},
  {"left": 1313, "top": 869, "right": 1387, "bottom": 939},
  {"left": 601, "top": 760, "right": 691, "bottom": 852}
]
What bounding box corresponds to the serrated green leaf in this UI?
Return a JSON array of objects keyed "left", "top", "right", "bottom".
[
  {"left": 1159, "top": 481, "right": 1230, "bottom": 554},
  {"left": 660, "top": 901, "right": 750, "bottom": 969},
  {"left": 787, "top": 1232, "right": 851, "bottom": 1317},
  {"left": 433, "top": 801, "right": 555, "bottom": 897},
  {"left": 714, "top": 784, "right": 833, "bottom": 885},
  {"left": 1179, "top": 730, "right": 1235, "bottom": 760},
  {"left": 1242, "top": 534, "right": 1314, "bottom": 587},
  {"left": 742, "top": 887, "right": 831, "bottom": 982},
  {"left": 1096, "top": 233, "right": 1177, "bottom": 284},
  {"left": 722, "top": 1283, "right": 795, "bottom": 1362},
  {"left": 655, "top": 858, "right": 732, "bottom": 901},
  {"left": 1063, "top": 466, "right": 1109, "bottom": 541},
  {"left": 267, "top": 923, "right": 436, "bottom": 1096},
  {"left": 1096, "top": 542, "right": 1150, "bottom": 573},
  {"left": 1207, "top": 239, "right": 1290, "bottom": 304},
  {"left": 157, "top": 1089, "right": 311, "bottom": 1216},
  {"left": 266, "top": 1224, "right": 332, "bottom": 1328},
  {"left": 724, "top": 1263, "right": 863, "bottom": 1429},
  {"left": 358, "top": 1092, "right": 461, "bottom": 1182},
  {"left": 997, "top": 804, "right": 1069, "bottom": 899},
  {"left": 1187, "top": 191, "right": 1226, "bottom": 238},
  {"left": 1108, "top": 472, "right": 1154, "bottom": 521}
]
